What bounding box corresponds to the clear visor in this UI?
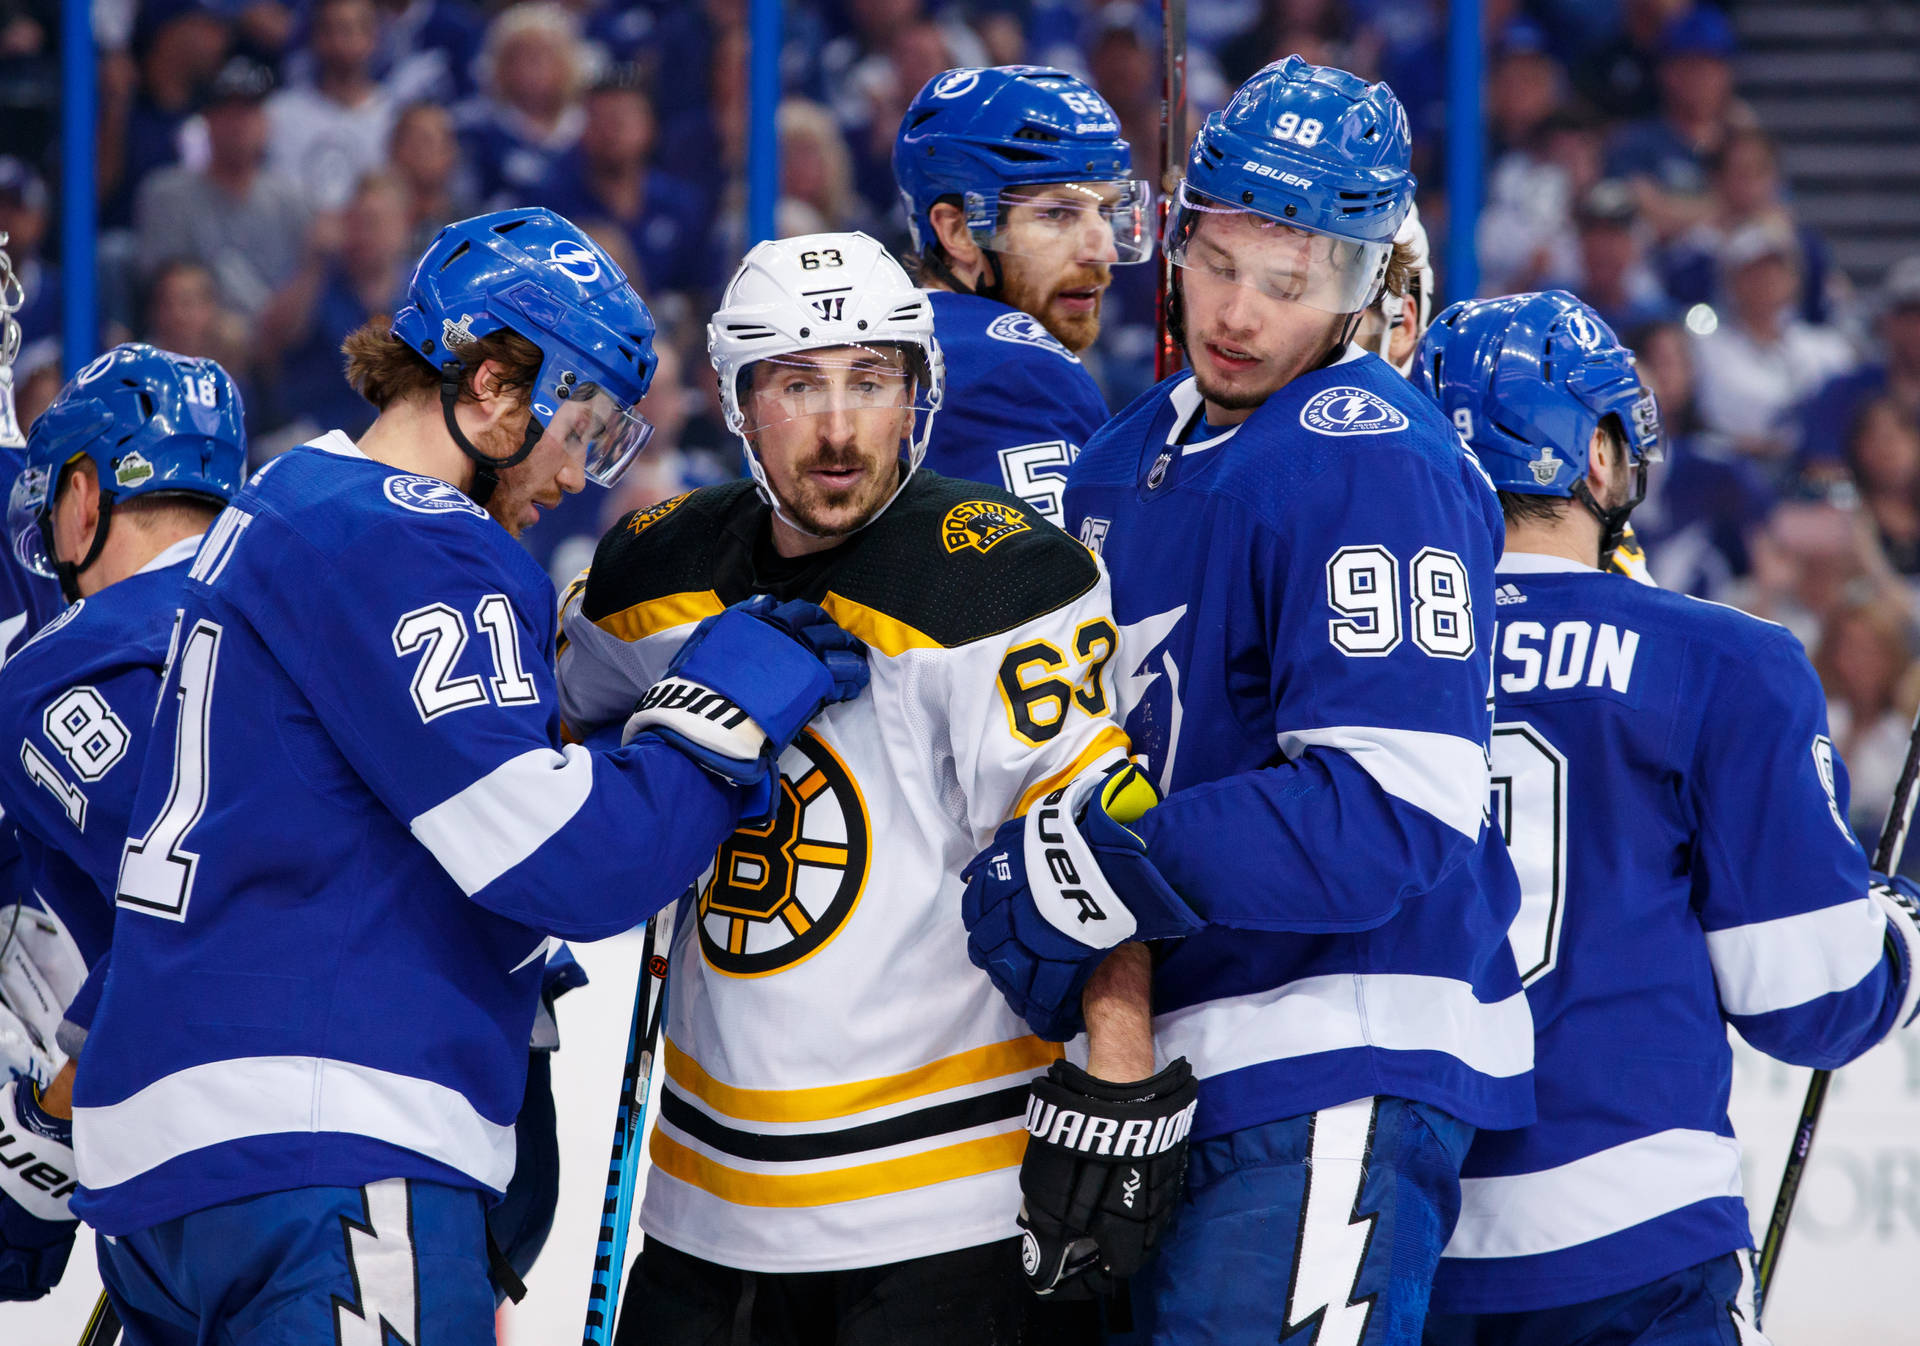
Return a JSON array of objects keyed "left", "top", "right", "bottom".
[
  {"left": 966, "top": 179, "right": 1154, "bottom": 266},
  {"left": 736, "top": 344, "right": 937, "bottom": 437},
  {"left": 7, "top": 463, "right": 53, "bottom": 577},
  {"left": 543, "top": 383, "right": 656, "bottom": 488},
  {"left": 1166, "top": 181, "right": 1393, "bottom": 314}
]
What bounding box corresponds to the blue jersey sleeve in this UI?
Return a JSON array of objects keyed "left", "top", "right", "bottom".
[
  {"left": 216, "top": 509, "right": 747, "bottom": 940},
  {"left": 1135, "top": 448, "right": 1499, "bottom": 930},
  {"left": 1687, "top": 626, "right": 1904, "bottom": 1067}
]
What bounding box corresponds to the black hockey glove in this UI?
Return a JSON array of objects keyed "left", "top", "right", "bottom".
[{"left": 1017, "top": 1056, "right": 1197, "bottom": 1299}]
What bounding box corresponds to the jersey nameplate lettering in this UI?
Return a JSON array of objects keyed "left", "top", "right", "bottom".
[{"left": 1498, "top": 621, "right": 1641, "bottom": 697}]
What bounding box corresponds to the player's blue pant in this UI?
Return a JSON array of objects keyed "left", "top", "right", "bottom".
[
  {"left": 1422, "top": 1252, "right": 1769, "bottom": 1346},
  {"left": 1114, "top": 1095, "right": 1474, "bottom": 1346},
  {"left": 97, "top": 1177, "right": 496, "bottom": 1345}
]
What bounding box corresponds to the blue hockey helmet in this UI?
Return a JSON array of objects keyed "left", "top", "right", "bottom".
[
  {"left": 9, "top": 342, "right": 245, "bottom": 599},
  {"left": 893, "top": 66, "right": 1151, "bottom": 268},
  {"left": 1166, "top": 55, "right": 1415, "bottom": 317},
  {"left": 1413, "top": 290, "right": 1662, "bottom": 500},
  {"left": 389, "top": 208, "right": 659, "bottom": 497}
]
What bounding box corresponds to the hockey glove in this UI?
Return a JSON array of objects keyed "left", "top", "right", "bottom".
[
  {"left": 963, "top": 763, "right": 1203, "bottom": 1041},
  {"left": 0, "top": 1075, "right": 78, "bottom": 1300},
  {"left": 624, "top": 595, "right": 868, "bottom": 817},
  {"left": 1869, "top": 871, "right": 1920, "bottom": 1029},
  {"left": 1018, "top": 1057, "right": 1198, "bottom": 1299}
]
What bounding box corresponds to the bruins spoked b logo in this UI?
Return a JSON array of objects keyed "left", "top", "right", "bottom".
[{"left": 698, "top": 730, "right": 870, "bottom": 976}]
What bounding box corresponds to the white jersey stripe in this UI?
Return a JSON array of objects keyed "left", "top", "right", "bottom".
[
  {"left": 409, "top": 744, "right": 596, "bottom": 896},
  {"left": 1704, "top": 898, "right": 1885, "bottom": 1018},
  {"left": 1277, "top": 724, "right": 1489, "bottom": 840},
  {"left": 1154, "top": 973, "right": 1533, "bottom": 1082},
  {"left": 73, "top": 1055, "right": 515, "bottom": 1193},
  {"left": 1442, "top": 1127, "right": 1743, "bottom": 1260}
]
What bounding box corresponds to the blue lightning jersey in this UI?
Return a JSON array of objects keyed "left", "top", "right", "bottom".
[
  {"left": 71, "top": 433, "right": 750, "bottom": 1236},
  {"left": 0, "top": 537, "right": 198, "bottom": 1030},
  {"left": 1430, "top": 554, "right": 1907, "bottom": 1315},
  {"left": 1063, "top": 350, "right": 1532, "bottom": 1142},
  {"left": 0, "top": 442, "right": 66, "bottom": 938},
  {"left": 921, "top": 290, "right": 1109, "bottom": 525}
]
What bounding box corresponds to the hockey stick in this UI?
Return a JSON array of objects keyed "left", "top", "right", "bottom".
[
  {"left": 75, "top": 1290, "right": 121, "bottom": 1346},
  {"left": 581, "top": 913, "right": 671, "bottom": 1346},
  {"left": 1153, "top": 0, "right": 1188, "bottom": 380},
  {"left": 1754, "top": 703, "right": 1920, "bottom": 1316}
]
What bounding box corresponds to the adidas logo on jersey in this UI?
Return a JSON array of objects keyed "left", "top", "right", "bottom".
[{"left": 1495, "top": 584, "right": 1526, "bottom": 606}]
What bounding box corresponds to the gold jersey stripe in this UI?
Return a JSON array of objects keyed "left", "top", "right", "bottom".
[
  {"left": 662, "top": 1034, "right": 1060, "bottom": 1124},
  {"left": 649, "top": 1126, "right": 1028, "bottom": 1208},
  {"left": 819, "top": 593, "right": 941, "bottom": 656},
  {"left": 1013, "top": 724, "right": 1133, "bottom": 819},
  {"left": 595, "top": 589, "right": 726, "bottom": 643}
]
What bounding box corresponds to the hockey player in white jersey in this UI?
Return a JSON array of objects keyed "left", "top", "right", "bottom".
[
  {"left": 1415, "top": 291, "right": 1920, "bottom": 1345},
  {"left": 64, "top": 210, "right": 867, "bottom": 1342},
  {"left": 892, "top": 66, "right": 1148, "bottom": 522},
  {"left": 557, "top": 231, "right": 1200, "bottom": 1344}
]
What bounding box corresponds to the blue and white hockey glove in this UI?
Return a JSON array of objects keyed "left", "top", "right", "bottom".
[
  {"left": 962, "top": 764, "right": 1203, "bottom": 1041},
  {"left": 0, "top": 1075, "right": 79, "bottom": 1300},
  {"left": 1869, "top": 871, "right": 1920, "bottom": 1029},
  {"left": 624, "top": 595, "right": 868, "bottom": 818}
]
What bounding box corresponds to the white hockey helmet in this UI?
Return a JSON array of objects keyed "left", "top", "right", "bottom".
[
  {"left": 1377, "top": 200, "right": 1435, "bottom": 374},
  {"left": 708, "top": 231, "right": 945, "bottom": 529}
]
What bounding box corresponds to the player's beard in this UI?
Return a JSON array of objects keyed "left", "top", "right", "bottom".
[
  {"left": 1183, "top": 294, "right": 1345, "bottom": 413},
  {"left": 1000, "top": 259, "right": 1111, "bottom": 354},
  {"left": 772, "top": 438, "right": 902, "bottom": 540}
]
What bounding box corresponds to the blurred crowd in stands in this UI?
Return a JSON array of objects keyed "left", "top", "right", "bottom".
[{"left": 3, "top": 0, "right": 1919, "bottom": 830}]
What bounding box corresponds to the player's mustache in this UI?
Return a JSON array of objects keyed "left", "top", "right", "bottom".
[{"left": 1055, "top": 265, "right": 1111, "bottom": 294}]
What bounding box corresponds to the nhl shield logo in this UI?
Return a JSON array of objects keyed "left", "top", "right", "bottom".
[
  {"left": 1298, "top": 387, "right": 1410, "bottom": 437},
  {"left": 383, "top": 473, "right": 489, "bottom": 518},
  {"left": 1528, "top": 446, "right": 1560, "bottom": 487},
  {"left": 942, "top": 500, "right": 1030, "bottom": 554}
]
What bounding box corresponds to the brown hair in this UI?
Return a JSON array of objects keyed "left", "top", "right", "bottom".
[
  {"left": 1382, "top": 236, "right": 1422, "bottom": 303},
  {"left": 342, "top": 316, "right": 544, "bottom": 412}
]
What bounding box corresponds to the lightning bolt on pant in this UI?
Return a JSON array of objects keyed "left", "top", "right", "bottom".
[
  {"left": 1110, "top": 1096, "right": 1474, "bottom": 1346},
  {"left": 95, "top": 1177, "right": 495, "bottom": 1344}
]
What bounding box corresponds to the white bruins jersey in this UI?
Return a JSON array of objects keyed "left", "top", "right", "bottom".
[{"left": 557, "top": 473, "right": 1130, "bottom": 1273}]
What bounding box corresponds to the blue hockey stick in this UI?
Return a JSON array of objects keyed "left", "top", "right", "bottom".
[{"left": 581, "top": 915, "right": 670, "bottom": 1346}]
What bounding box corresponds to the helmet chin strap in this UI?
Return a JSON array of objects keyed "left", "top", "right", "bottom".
[
  {"left": 46, "top": 476, "right": 114, "bottom": 604},
  {"left": 1573, "top": 461, "right": 1647, "bottom": 566},
  {"left": 439, "top": 364, "right": 543, "bottom": 507}
]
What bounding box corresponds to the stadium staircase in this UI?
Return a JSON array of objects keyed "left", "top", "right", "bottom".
[{"left": 1733, "top": 0, "right": 1920, "bottom": 286}]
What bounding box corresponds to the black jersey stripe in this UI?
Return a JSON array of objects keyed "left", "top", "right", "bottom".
[{"left": 658, "top": 1082, "right": 1031, "bottom": 1164}]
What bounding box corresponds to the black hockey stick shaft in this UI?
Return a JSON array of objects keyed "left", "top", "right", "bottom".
[
  {"left": 582, "top": 916, "right": 668, "bottom": 1345},
  {"left": 1153, "top": 0, "right": 1187, "bottom": 380},
  {"left": 1755, "top": 700, "right": 1920, "bottom": 1313},
  {"left": 75, "top": 1289, "right": 121, "bottom": 1346}
]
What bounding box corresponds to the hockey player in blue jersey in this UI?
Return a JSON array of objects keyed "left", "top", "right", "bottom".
[
  {"left": 1412, "top": 292, "right": 1920, "bottom": 1345},
  {"left": 64, "top": 210, "right": 868, "bottom": 1342},
  {"left": 0, "top": 343, "right": 240, "bottom": 1302},
  {"left": 961, "top": 58, "right": 1532, "bottom": 1339},
  {"left": 893, "top": 66, "right": 1148, "bottom": 523}
]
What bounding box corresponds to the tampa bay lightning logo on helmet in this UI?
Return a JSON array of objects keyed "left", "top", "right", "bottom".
[
  {"left": 382, "top": 473, "right": 489, "bottom": 519},
  {"left": 1299, "top": 387, "right": 1410, "bottom": 437},
  {"left": 932, "top": 69, "right": 980, "bottom": 99},
  {"left": 547, "top": 239, "right": 603, "bottom": 284},
  {"left": 985, "top": 311, "right": 1078, "bottom": 363}
]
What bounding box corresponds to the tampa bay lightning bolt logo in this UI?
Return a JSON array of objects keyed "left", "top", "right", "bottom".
[
  {"left": 547, "top": 239, "right": 603, "bottom": 284},
  {"left": 382, "top": 473, "right": 488, "bottom": 519},
  {"left": 1563, "top": 310, "right": 1602, "bottom": 350},
  {"left": 1299, "top": 387, "right": 1410, "bottom": 437},
  {"left": 932, "top": 69, "right": 981, "bottom": 99},
  {"left": 985, "top": 311, "right": 1081, "bottom": 364},
  {"left": 75, "top": 351, "right": 118, "bottom": 386}
]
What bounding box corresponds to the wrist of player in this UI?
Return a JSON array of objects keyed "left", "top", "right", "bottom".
[
  {"left": 1017, "top": 1056, "right": 1198, "bottom": 1298},
  {"left": 1868, "top": 871, "right": 1920, "bottom": 1028}
]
